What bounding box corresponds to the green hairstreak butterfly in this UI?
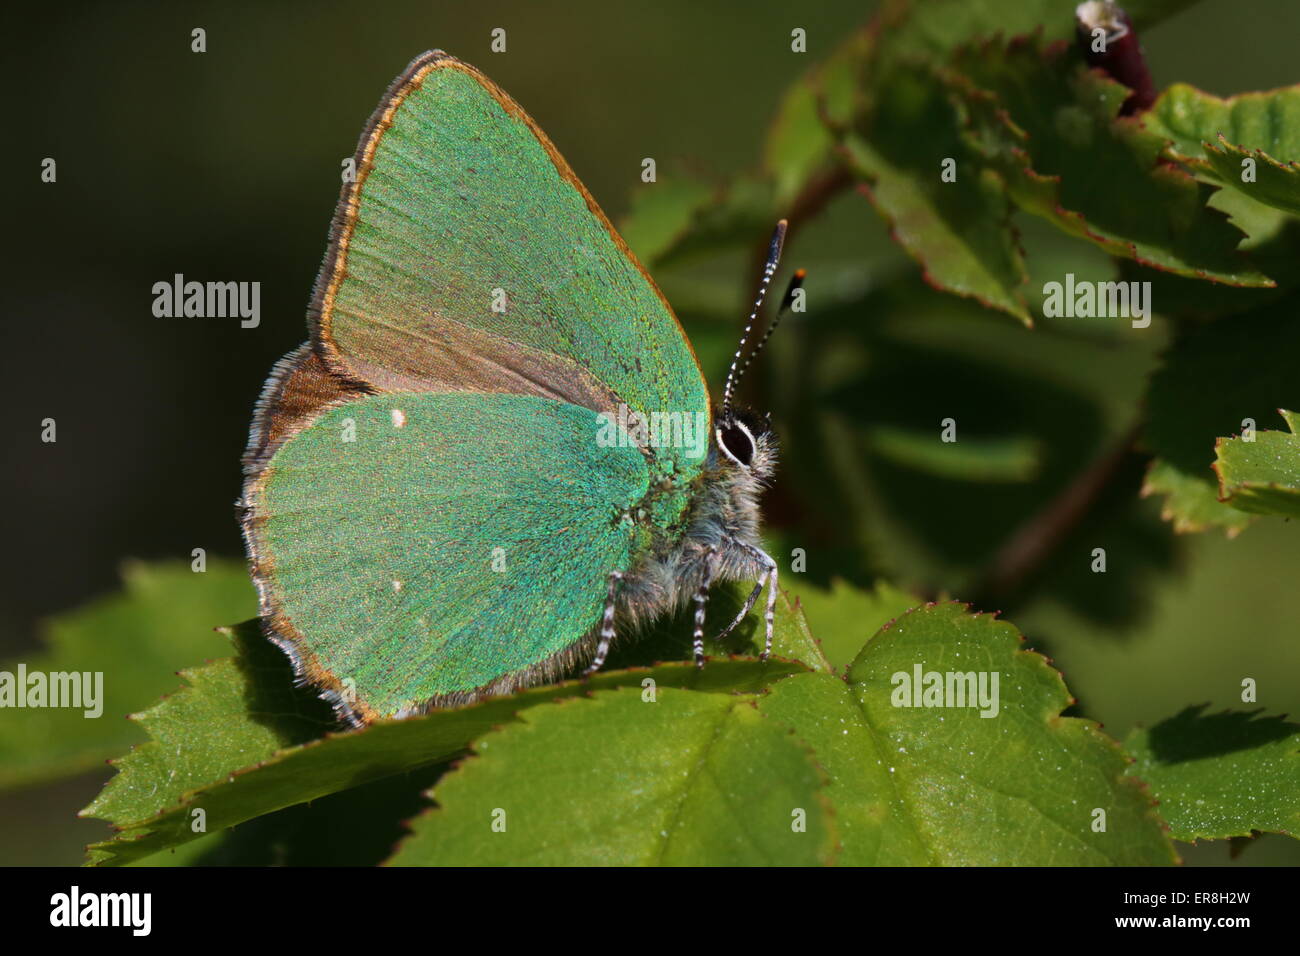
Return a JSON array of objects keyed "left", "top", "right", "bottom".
[{"left": 239, "top": 51, "right": 796, "bottom": 725}]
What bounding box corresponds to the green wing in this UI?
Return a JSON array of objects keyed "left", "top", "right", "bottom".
[
  {"left": 247, "top": 390, "right": 648, "bottom": 721},
  {"left": 313, "top": 51, "right": 710, "bottom": 468}
]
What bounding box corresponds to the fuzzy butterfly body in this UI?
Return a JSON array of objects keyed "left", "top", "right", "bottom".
[{"left": 240, "top": 51, "right": 781, "bottom": 725}]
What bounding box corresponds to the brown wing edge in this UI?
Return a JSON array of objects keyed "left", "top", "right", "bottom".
[
  {"left": 240, "top": 343, "right": 370, "bottom": 477},
  {"left": 238, "top": 344, "right": 618, "bottom": 726},
  {"left": 237, "top": 343, "right": 382, "bottom": 726},
  {"left": 307, "top": 49, "right": 709, "bottom": 417}
]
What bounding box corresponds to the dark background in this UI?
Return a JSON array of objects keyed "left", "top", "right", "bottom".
[{"left": 4, "top": 0, "right": 1300, "bottom": 865}]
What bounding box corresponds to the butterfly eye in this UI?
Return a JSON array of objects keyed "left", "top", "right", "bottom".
[{"left": 717, "top": 421, "right": 756, "bottom": 468}]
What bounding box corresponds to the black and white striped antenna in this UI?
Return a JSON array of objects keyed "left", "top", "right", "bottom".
[
  {"left": 723, "top": 220, "right": 786, "bottom": 416},
  {"left": 721, "top": 219, "right": 803, "bottom": 416}
]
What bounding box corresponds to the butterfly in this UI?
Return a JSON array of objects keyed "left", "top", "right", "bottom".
[{"left": 239, "top": 51, "right": 797, "bottom": 725}]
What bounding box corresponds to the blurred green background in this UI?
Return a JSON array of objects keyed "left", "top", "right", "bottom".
[{"left": 3, "top": 0, "right": 1298, "bottom": 865}]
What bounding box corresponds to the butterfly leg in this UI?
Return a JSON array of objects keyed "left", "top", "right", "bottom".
[
  {"left": 585, "top": 569, "right": 624, "bottom": 675},
  {"left": 715, "top": 576, "right": 767, "bottom": 642},
  {"left": 693, "top": 546, "right": 719, "bottom": 668},
  {"left": 761, "top": 555, "right": 779, "bottom": 661},
  {"left": 721, "top": 539, "right": 779, "bottom": 661}
]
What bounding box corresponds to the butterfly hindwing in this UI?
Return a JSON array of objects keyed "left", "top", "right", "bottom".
[{"left": 246, "top": 390, "right": 649, "bottom": 721}]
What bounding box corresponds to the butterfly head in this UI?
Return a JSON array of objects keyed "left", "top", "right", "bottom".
[{"left": 714, "top": 406, "right": 778, "bottom": 482}]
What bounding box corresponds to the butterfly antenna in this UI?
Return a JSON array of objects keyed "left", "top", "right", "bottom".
[
  {"left": 732, "top": 267, "right": 805, "bottom": 386},
  {"left": 723, "top": 219, "right": 788, "bottom": 416}
]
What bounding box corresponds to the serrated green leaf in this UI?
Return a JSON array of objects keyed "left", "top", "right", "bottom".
[
  {"left": 793, "top": 578, "right": 923, "bottom": 672},
  {"left": 759, "top": 602, "right": 1178, "bottom": 864},
  {"left": 761, "top": 0, "right": 1202, "bottom": 217},
  {"left": 946, "top": 39, "right": 1268, "bottom": 287},
  {"left": 0, "top": 560, "right": 255, "bottom": 790},
  {"left": 1142, "top": 458, "right": 1255, "bottom": 535},
  {"left": 1214, "top": 409, "right": 1300, "bottom": 518},
  {"left": 1125, "top": 705, "right": 1300, "bottom": 842},
  {"left": 1205, "top": 138, "right": 1300, "bottom": 218},
  {"left": 1208, "top": 178, "right": 1299, "bottom": 252},
  {"left": 1145, "top": 83, "right": 1300, "bottom": 216},
  {"left": 1145, "top": 82, "right": 1300, "bottom": 166},
  {"left": 388, "top": 687, "right": 835, "bottom": 866},
  {"left": 1143, "top": 297, "right": 1300, "bottom": 533},
  {"left": 82, "top": 591, "right": 811, "bottom": 866},
  {"left": 81, "top": 621, "right": 334, "bottom": 836},
  {"left": 844, "top": 60, "right": 1031, "bottom": 323},
  {"left": 1113, "top": 185, "right": 1300, "bottom": 322}
]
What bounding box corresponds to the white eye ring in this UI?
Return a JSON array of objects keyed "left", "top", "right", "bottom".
[{"left": 716, "top": 420, "right": 757, "bottom": 469}]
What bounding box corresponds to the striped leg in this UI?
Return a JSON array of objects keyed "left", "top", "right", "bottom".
[
  {"left": 725, "top": 538, "right": 779, "bottom": 661},
  {"left": 693, "top": 547, "right": 719, "bottom": 668},
  {"left": 761, "top": 557, "right": 778, "bottom": 661},
  {"left": 715, "top": 575, "right": 767, "bottom": 642},
  {"left": 585, "top": 570, "right": 624, "bottom": 675}
]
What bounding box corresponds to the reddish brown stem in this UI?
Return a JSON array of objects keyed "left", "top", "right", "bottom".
[{"left": 1076, "top": 1, "right": 1156, "bottom": 115}]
